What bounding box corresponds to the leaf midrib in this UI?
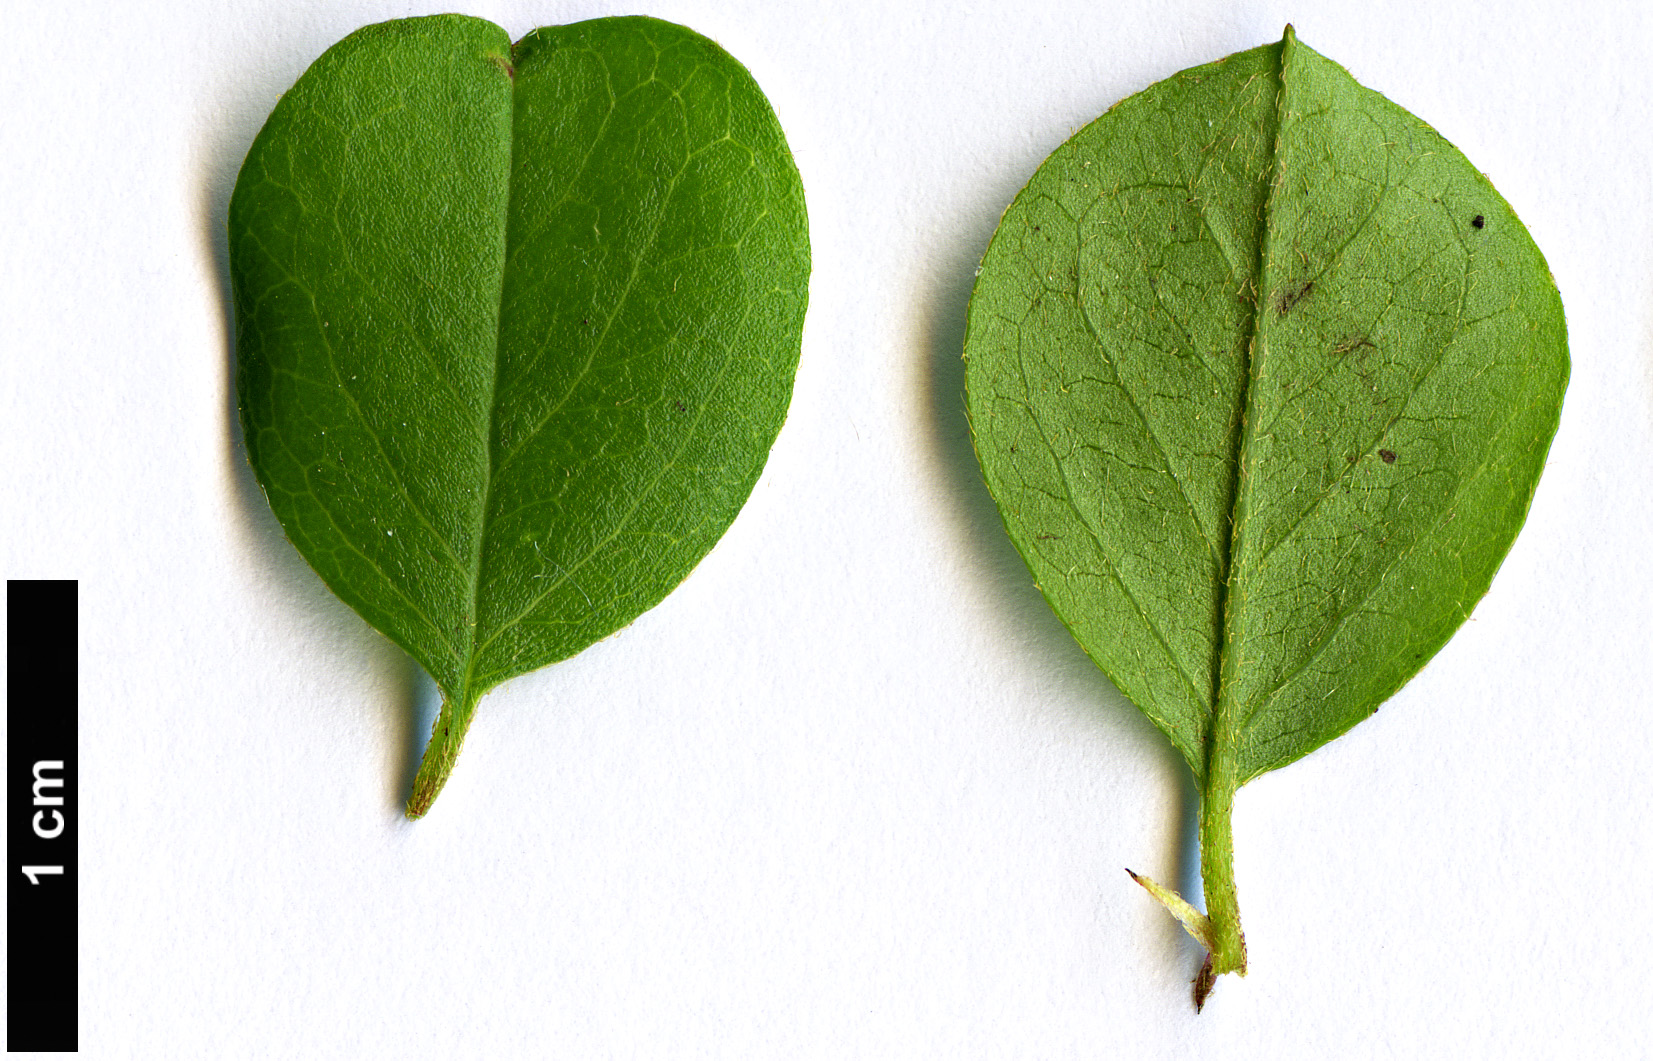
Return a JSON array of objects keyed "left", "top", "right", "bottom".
[
  {"left": 451, "top": 43, "right": 522, "bottom": 708},
  {"left": 1206, "top": 33, "right": 1292, "bottom": 770}
]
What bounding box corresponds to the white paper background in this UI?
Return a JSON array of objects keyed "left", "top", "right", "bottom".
[{"left": 3, "top": 0, "right": 1650, "bottom": 1056}]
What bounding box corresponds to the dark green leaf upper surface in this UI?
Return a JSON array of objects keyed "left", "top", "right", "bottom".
[
  {"left": 232, "top": 15, "right": 808, "bottom": 708},
  {"left": 964, "top": 31, "right": 1566, "bottom": 786}
]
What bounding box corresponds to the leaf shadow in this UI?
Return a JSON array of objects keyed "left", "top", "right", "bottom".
[
  {"left": 911, "top": 200, "right": 1205, "bottom": 958},
  {"left": 196, "top": 45, "right": 433, "bottom": 817}
]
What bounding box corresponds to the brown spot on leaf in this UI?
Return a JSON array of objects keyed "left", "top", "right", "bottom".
[
  {"left": 1379, "top": 449, "right": 1397, "bottom": 464},
  {"left": 1274, "top": 279, "right": 1314, "bottom": 316},
  {"left": 1472, "top": 214, "right": 1485, "bottom": 229}
]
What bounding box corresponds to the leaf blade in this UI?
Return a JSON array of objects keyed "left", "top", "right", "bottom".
[{"left": 967, "top": 27, "right": 1564, "bottom": 804}]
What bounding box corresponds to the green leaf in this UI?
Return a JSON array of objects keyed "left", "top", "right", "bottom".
[
  {"left": 230, "top": 14, "right": 808, "bottom": 818},
  {"left": 963, "top": 27, "right": 1565, "bottom": 1003}
]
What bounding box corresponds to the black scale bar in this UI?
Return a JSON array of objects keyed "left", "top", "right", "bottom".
[{"left": 7, "top": 580, "right": 78, "bottom": 1052}]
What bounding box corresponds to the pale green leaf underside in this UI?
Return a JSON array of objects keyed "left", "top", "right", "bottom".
[
  {"left": 965, "top": 32, "right": 1566, "bottom": 786},
  {"left": 232, "top": 15, "right": 808, "bottom": 710}
]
